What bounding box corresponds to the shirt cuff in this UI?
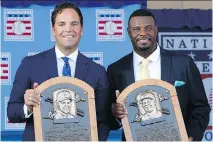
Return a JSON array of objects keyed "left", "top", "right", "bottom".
[{"left": 23, "top": 104, "right": 33, "bottom": 118}]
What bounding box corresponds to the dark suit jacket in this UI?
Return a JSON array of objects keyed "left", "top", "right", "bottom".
[
  {"left": 7, "top": 47, "right": 110, "bottom": 141},
  {"left": 107, "top": 48, "right": 210, "bottom": 141}
]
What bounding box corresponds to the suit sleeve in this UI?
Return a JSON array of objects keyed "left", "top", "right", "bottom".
[
  {"left": 107, "top": 65, "right": 122, "bottom": 130},
  {"left": 7, "top": 56, "right": 31, "bottom": 123},
  {"left": 95, "top": 66, "right": 110, "bottom": 141},
  {"left": 186, "top": 58, "right": 211, "bottom": 141}
]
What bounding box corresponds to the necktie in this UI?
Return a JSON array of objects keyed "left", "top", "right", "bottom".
[
  {"left": 62, "top": 57, "right": 71, "bottom": 77},
  {"left": 141, "top": 58, "right": 150, "bottom": 80}
]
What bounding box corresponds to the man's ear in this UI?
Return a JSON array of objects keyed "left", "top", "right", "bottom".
[
  {"left": 155, "top": 25, "right": 158, "bottom": 35},
  {"left": 80, "top": 26, "right": 83, "bottom": 36},
  {"left": 127, "top": 27, "right": 130, "bottom": 37},
  {"left": 52, "top": 26, "right": 55, "bottom": 37}
]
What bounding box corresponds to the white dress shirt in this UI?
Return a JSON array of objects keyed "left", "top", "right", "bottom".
[
  {"left": 55, "top": 45, "right": 78, "bottom": 77},
  {"left": 133, "top": 45, "right": 161, "bottom": 81},
  {"left": 24, "top": 46, "right": 78, "bottom": 118}
]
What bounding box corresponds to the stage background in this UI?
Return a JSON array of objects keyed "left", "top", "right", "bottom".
[{"left": 0, "top": 0, "right": 212, "bottom": 141}]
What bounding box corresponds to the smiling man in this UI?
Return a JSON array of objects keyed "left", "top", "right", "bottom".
[
  {"left": 107, "top": 9, "right": 210, "bottom": 141},
  {"left": 7, "top": 2, "right": 110, "bottom": 141}
]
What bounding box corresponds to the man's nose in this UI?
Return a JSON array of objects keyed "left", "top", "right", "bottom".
[
  {"left": 65, "top": 24, "right": 74, "bottom": 32},
  {"left": 139, "top": 27, "right": 147, "bottom": 36}
]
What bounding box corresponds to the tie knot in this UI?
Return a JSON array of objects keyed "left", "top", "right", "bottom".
[
  {"left": 62, "top": 57, "right": 69, "bottom": 63},
  {"left": 142, "top": 59, "right": 150, "bottom": 67}
]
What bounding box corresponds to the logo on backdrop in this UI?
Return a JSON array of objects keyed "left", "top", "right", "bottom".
[
  {"left": 4, "top": 9, "right": 33, "bottom": 41},
  {"left": 159, "top": 32, "right": 212, "bottom": 141},
  {"left": 159, "top": 32, "right": 212, "bottom": 74},
  {"left": 96, "top": 9, "right": 124, "bottom": 41},
  {"left": 0, "top": 52, "right": 11, "bottom": 85},
  {"left": 82, "top": 52, "right": 103, "bottom": 65},
  {"left": 5, "top": 97, "right": 26, "bottom": 129}
]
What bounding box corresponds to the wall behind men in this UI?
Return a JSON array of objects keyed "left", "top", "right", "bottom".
[{"left": 0, "top": 2, "right": 142, "bottom": 141}]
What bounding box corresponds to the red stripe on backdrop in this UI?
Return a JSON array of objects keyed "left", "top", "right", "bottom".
[
  {"left": 98, "top": 21, "right": 122, "bottom": 24},
  {"left": 7, "top": 20, "right": 31, "bottom": 24},
  {"left": 1, "top": 76, "right": 8, "bottom": 79},
  {"left": 201, "top": 74, "right": 212, "bottom": 79},
  {"left": 206, "top": 126, "right": 212, "bottom": 130},
  {"left": 7, "top": 33, "right": 31, "bottom": 35},
  {"left": 26, "top": 27, "right": 31, "bottom": 29},
  {"left": 3, "top": 70, "right": 8, "bottom": 73},
  {"left": 1, "top": 64, "right": 8, "bottom": 67},
  {"left": 99, "top": 32, "right": 122, "bottom": 35}
]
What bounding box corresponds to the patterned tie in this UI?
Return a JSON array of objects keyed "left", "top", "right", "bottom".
[
  {"left": 141, "top": 58, "right": 150, "bottom": 80},
  {"left": 62, "top": 57, "right": 71, "bottom": 77}
]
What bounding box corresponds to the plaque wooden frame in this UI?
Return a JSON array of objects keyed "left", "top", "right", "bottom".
[
  {"left": 33, "top": 77, "right": 98, "bottom": 141},
  {"left": 117, "top": 79, "right": 188, "bottom": 141}
]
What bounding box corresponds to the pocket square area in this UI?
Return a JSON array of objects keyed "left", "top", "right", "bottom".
[{"left": 174, "top": 81, "right": 185, "bottom": 87}]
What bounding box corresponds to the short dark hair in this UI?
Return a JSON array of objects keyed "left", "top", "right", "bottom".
[
  {"left": 51, "top": 2, "right": 83, "bottom": 27},
  {"left": 128, "top": 9, "right": 156, "bottom": 26}
]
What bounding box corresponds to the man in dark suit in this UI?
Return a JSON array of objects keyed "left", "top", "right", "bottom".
[
  {"left": 107, "top": 9, "right": 210, "bottom": 141},
  {"left": 7, "top": 2, "right": 109, "bottom": 141}
]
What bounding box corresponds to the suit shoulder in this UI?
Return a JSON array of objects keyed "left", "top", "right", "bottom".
[
  {"left": 27, "top": 48, "right": 52, "bottom": 59},
  {"left": 162, "top": 49, "right": 195, "bottom": 71},
  {"left": 108, "top": 53, "right": 132, "bottom": 70},
  {"left": 23, "top": 48, "right": 55, "bottom": 66}
]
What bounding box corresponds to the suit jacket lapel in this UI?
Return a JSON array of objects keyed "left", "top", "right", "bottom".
[
  {"left": 123, "top": 53, "right": 135, "bottom": 87},
  {"left": 43, "top": 47, "right": 58, "bottom": 79},
  {"left": 160, "top": 48, "right": 172, "bottom": 82},
  {"left": 74, "top": 52, "right": 88, "bottom": 81}
]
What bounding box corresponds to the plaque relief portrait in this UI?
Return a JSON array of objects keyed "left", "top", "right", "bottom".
[
  {"left": 44, "top": 88, "right": 86, "bottom": 123},
  {"left": 53, "top": 89, "right": 77, "bottom": 119},
  {"left": 136, "top": 91, "right": 162, "bottom": 121},
  {"left": 131, "top": 90, "right": 170, "bottom": 123}
]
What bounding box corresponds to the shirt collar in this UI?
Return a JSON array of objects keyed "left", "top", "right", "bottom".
[
  {"left": 55, "top": 46, "right": 78, "bottom": 62},
  {"left": 133, "top": 43, "right": 160, "bottom": 65}
]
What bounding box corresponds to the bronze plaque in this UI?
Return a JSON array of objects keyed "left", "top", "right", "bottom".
[
  {"left": 33, "top": 77, "right": 98, "bottom": 141},
  {"left": 117, "top": 79, "right": 188, "bottom": 141}
]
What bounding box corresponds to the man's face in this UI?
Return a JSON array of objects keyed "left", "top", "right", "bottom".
[
  {"left": 52, "top": 8, "right": 83, "bottom": 51},
  {"left": 141, "top": 97, "right": 156, "bottom": 113},
  {"left": 128, "top": 16, "right": 157, "bottom": 54},
  {"left": 58, "top": 99, "right": 72, "bottom": 114}
]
